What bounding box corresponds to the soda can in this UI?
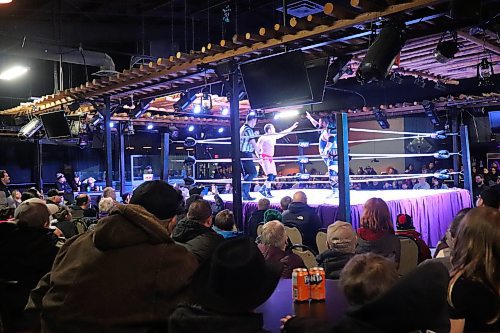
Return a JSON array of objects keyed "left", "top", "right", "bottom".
[
  {"left": 292, "top": 268, "right": 310, "bottom": 302},
  {"left": 309, "top": 267, "right": 326, "bottom": 301}
]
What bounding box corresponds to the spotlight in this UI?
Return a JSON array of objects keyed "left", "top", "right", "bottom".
[
  {"left": 0, "top": 65, "right": 29, "bottom": 81},
  {"left": 221, "top": 107, "right": 229, "bottom": 116},
  {"left": 390, "top": 72, "right": 403, "bottom": 84},
  {"left": 372, "top": 107, "right": 390, "bottom": 129},
  {"left": 434, "top": 80, "right": 446, "bottom": 91},
  {"left": 173, "top": 91, "right": 197, "bottom": 112},
  {"left": 147, "top": 123, "right": 154, "bottom": 130},
  {"left": 18, "top": 117, "right": 42, "bottom": 139},
  {"left": 193, "top": 104, "right": 202, "bottom": 114},
  {"left": 130, "top": 99, "right": 151, "bottom": 119},
  {"left": 90, "top": 114, "right": 103, "bottom": 127},
  {"left": 422, "top": 100, "right": 441, "bottom": 127},
  {"left": 477, "top": 58, "right": 494, "bottom": 87},
  {"left": 414, "top": 76, "right": 426, "bottom": 88},
  {"left": 274, "top": 110, "right": 299, "bottom": 120},
  {"left": 109, "top": 122, "right": 115, "bottom": 128},
  {"left": 356, "top": 19, "right": 407, "bottom": 83},
  {"left": 201, "top": 92, "right": 213, "bottom": 112},
  {"left": 188, "top": 125, "right": 195, "bottom": 132},
  {"left": 434, "top": 31, "right": 459, "bottom": 63},
  {"left": 218, "top": 127, "right": 224, "bottom": 133}
]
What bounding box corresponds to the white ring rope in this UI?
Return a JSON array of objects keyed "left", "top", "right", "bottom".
[{"left": 349, "top": 128, "right": 458, "bottom": 136}]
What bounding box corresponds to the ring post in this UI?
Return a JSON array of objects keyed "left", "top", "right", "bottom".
[
  {"left": 451, "top": 116, "right": 459, "bottom": 187},
  {"left": 459, "top": 125, "right": 473, "bottom": 206},
  {"left": 337, "top": 112, "right": 351, "bottom": 223}
]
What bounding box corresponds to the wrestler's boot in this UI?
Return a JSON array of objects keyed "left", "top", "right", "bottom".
[
  {"left": 266, "top": 187, "right": 274, "bottom": 198},
  {"left": 259, "top": 185, "right": 268, "bottom": 197}
]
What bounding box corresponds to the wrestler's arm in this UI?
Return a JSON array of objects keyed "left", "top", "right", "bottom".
[
  {"left": 256, "top": 137, "right": 264, "bottom": 155},
  {"left": 306, "top": 111, "right": 319, "bottom": 128},
  {"left": 275, "top": 122, "right": 299, "bottom": 139}
]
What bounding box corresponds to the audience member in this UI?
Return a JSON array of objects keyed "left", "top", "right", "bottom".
[
  {"left": 121, "top": 192, "right": 131, "bottom": 204},
  {"left": 282, "top": 191, "right": 322, "bottom": 252},
  {"left": 55, "top": 173, "right": 74, "bottom": 204},
  {"left": 448, "top": 207, "right": 499, "bottom": 332},
  {"left": 316, "top": 221, "right": 356, "bottom": 279},
  {"left": 24, "top": 187, "right": 43, "bottom": 200},
  {"left": 53, "top": 206, "right": 77, "bottom": 239},
  {"left": 0, "top": 199, "right": 61, "bottom": 331},
  {"left": 475, "top": 188, "right": 499, "bottom": 209},
  {"left": 258, "top": 220, "right": 305, "bottom": 278},
  {"left": 213, "top": 209, "right": 241, "bottom": 239},
  {"left": 280, "top": 196, "right": 292, "bottom": 211},
  {"left": 172, "top": 199, "right": 223, "bottom": 263},
  {"left": 0, "top": 169, "right": 11, "bottom": 198},
  {"left": 264, "top": 209, "right": 282, "bottom": 223},
  {"left": 102, "top": 186, "right": 117, "bottom": 200},
  {"left": 10, "top": 189, "right": 22, "bottom": 207},
  {"left": 395, "top": 214, "right": 431, "bottom": 263},
  {"left": 431, "top": 177, "right": 448, "bottom": 189},
  {"left": 169, "top": 237, "right": 282, "bottom": 333},
  {"left": 46, "top": 189, "right": 63, "bottom": 205},
  {"left": 472, "top": 174, "right": 489, "bottom": 201},
  {"left": 413, "top": 177, "right": 431, "bottom": 190},
  {"left": 27, "top": 180, "right": 198, "bottom": 333},
  {"left": 177, "top": 194, "right": 202, "bottom": 222},
  {"left": 434, "top": 208, "right": 471, "bottom": 259},
  {"left": 98, "top": 197, "right": 115, "bottom": 219},
  {"left": 355, "top": 198, "right": 401, "bottom": 264},
  {"left": 70, "top": 193, "right": 97, "bottom": 218},
  {"left": 247, "top": 198, "right": 270, "bottom": 239}
]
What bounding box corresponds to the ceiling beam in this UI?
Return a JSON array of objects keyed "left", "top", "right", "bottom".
[{"left": 457, "top": 30, "right": 500, "bottom": 56}]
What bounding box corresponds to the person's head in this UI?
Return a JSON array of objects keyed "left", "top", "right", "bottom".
[
  {"left": 185, "top": 194, "right": 203, "bottom": 212},
  {"left": 261, "top": 220, "right": 287, "bottom": 251},
  {"left": 11, "top": 189, "right": 21, "bottom": 201},
  {"left": 14, "top": 198, "right": 52, "bottom": 229},
  {"left": 407, "top": 164, "right": 414, "bottom": 170},
  {"left": 401, "top": 182, "right": 409, "bottom": 190},
  {"left": 246, "top": 113, "right": 257, "bottom": 128},
  {"left": 431, "top": 177, "right": 440, "bottom": 186},
  {"left": 264, "top": 123, "right": 276, "bottom": 134},
  {"left": 54, "top": 206, "right": 72, "bottom": 222},
  {"left": 326, "top": 221, "right": 357, "bottom": 254},
  {"left": 258, "top": 198, "right": 270, "bottom": 211},
  {"left": 475, "top": 174, "right": 484, "bottom": 184},
  {"left": 280, "top": 196, "right": 292, "bottom": 211},
  {"left": 187, "top": 199, "right": 213, "bottom": 227},
  {"left": 121, "top": 192, "right": 131, "bottom": 204},
  {"left": 396, "top": 213, "right": 414, "bottom": 231},
  {"left": 264, "top": 209, "right": 282, "bottom": 223},
  {"left": 22, "top": 188, "right": 43, "bottom": 201},
  {"left": 102, "top": 187, "right": 116, "bottom": 200},
  {"left": 0, "top": 170, "right": 10, "bottom": 185},
  {"left": 214, "top": 209, "right": 236, "bottom": 231},
  {"left": 130, "top": 180, "right": 184, "bottom": 233},
  {"left": 451, "top": 207, "right": 499, "bottom": 294},
  {"left": 340, "top": 253, "right": 399, "bottom": 306},
  {"left": 360, "top": 198, "right": 393, "bottom": 232},
  {"left": 476, "top": 189, "right": 500, "bottom": 209},
  {"left": 56, "top": 173, "right": 66, "bottom": 183},
  {"left": 75, "top": 194, "right": 90, "bottom": 208},
  {"left": 446, "top": 208, "right": 472, "bottom": 250},
  {"left": 429, "top": 162, "right": 435, "bottom": 169},
  {"left": 98, "top": 197, "right": 114, "bottom": 217},
  {"left": 386, "top": 167, "right": 396, "bottom": 175},
  {"left": 293, "top": 191, "right": 307, "bottom": 204},
  {"left": 47, "top": 189, "right": 63, "bottom": 204},
  {"left": 418, "top": 177, "right": 427, "bottom": 184},
  {"left": 318, "top": 117, "right": 330, "bottom": 129}
]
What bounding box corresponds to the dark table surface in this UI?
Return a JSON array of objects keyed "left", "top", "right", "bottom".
[{"left": 256, "top": 279, "right": 349, "bottom": 333}]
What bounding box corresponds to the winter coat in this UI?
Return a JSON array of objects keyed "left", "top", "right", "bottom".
[
  {"left": 316, "top": 250, "right": 354, "bottom": 279},
  {"left": 169, "top": 304, "right": 270, "bottom": 333},
  {"left": 34, "top": 204, "right": 198, "bottom": 333},
  {"left": 247, "top": 209, "right": 266, "bottom": 239},
  {"left": 282, "top": 202, "right": 322, "bottom": 252},
  {"left": 172, "top": 219, "right": 223, "bottom": 263},
  {"left": 395, "top": 229, "right": 432, "bottom": 263},
  {"left": 257, "top": 244, "right": 305, "bottom": 278},
  {"left": 355, "top": 228, "right": 401, "bottom": 264}
]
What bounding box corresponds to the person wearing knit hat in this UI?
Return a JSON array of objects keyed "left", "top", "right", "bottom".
[
  {"left": 264, "top": 209, "right": 282, "bottom": 223},
  {"left": 395, "top": 213, "right": 432, "bottom": 263}
]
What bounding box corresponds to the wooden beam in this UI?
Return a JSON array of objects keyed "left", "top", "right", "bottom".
[
  {"left": 457, "top": 31, "right": 500, "bottom": 56},
  {"left": 324, "top": 2, "right": 358, "bottom": 19},
  {"left": 350, "top": 0, "right": 387, "bottom": 12}
]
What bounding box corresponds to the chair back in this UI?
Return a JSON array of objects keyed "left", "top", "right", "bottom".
[
  {"left": 291, "top": 244, "right": 318, "bottom": 269},
  {"left": 73, "top": 218, "right": 88, "bottom": 234},
  {"left": 256, "top": 222, "right": 265, "bottom": 237},
  {"left": 284, "top": 223, "right": 303, "bottom": 245},
  {"left": 316, "top": 231, "right": 328, "bottom": 254},
  {"left": 398, "top": 236, "right": 419, "bottom": 276}
]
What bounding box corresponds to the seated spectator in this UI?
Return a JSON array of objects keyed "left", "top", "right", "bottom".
[
  {"left": 46, "top": 188, "right": 63, "bottom": 205},
  {"left": 70, "top": 193, "right": 97, "bottom": 218},
  {"left": 27, "top": 180, "right": 198, "bottom": 333},
  {"left": 56, "top": 173, "right": 74, "bottom": 204},
  {"left": 10, "top": 189, "right": 22, "bottom": 207},
  {"left": 473, "top": 174, "right": 489, "bottom": 201},
  {"left": 169, "top": 237, "right": 282, "bottom": 333},
  {"left": 476, "top": 188, "right": 499, "bottom": 209},
  {"left": 316, "top": 221, "right": 356, "bottom": 279},
  {"left": 355, "top": 198, "right": 401, "bottom": 264},
  {"left": 431, "top": 177, "right": 448, "bottom": 189},
  {"left": 98, "top": 197, "right": 114, "bottom": 219},
  {"left": 257, "top": 220, "right": 305, "bottom": 278},
  {"left": 264, "top": 209, "right": 282, "bottom": 223},
  {"left": 282, "top": 191, "right": 322, "bottom": 252},
  {"left": 213, "top": 209, "right": 241, "bottom": 239},
  {"left": 434, "top": 208, "right": 471, "bottom": 259},
  {"left": 121, "top": 192, "right": 131, "bottom": 204},
  {"left": 280, "top": 196, "right": 292, "bottom": 211},
  {"left": 177, "top": 194, "right": 202, "bottom": 222},
  {"left": 448, "top": 207, "right": 499, "bottom": 332},
  {"left": 53, "top": 206, "right": 77, "bottom": 239},
  {"left": 102, "top": 186, "right": 117, "bottom": 200},
  {"left": 395, "top": 214, "right": 431, "bottom": 263},
  {"left": 172, "top": 199, "right": 223, "bottom": 263},
  {"left": 0, "top": 199, "right": 61, "bottom": 331},
  {"left": 247, "top": 198, "right": 270, "bottom": 239},
  {"left": 413, "top": 177, "right": 431, "bottom": 190}
]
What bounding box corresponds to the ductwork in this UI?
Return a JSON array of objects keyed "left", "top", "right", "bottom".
[{"left": 2, "top": 40, "right": 115, "bottom": 71}]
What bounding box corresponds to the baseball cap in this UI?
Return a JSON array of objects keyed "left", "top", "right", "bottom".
[
  {"left": 47, "top": 188, "right": 63, "bottom": 197},
  {"left": 14, "top": 198, "right": 51, "bottom": 228},
  {"left": 56, "top": 173, "right": 65, "bottom": 180},
  {"left": 327, "top": 221, "right": 356, "bottom": 252}
]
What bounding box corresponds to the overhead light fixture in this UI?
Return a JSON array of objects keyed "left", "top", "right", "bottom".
[
  {"left": 0, "top": 0, "right": 14, "bottom": 3},
  {"left": 173, "top": 91, "right": 197, "bottom": 112},
  {"left": 188, "top": 125, "right": 195, "bottom": 132},
  {"left": 18, "top": 117, "right": 42, "bottom": 139},
  {"left": 201, "top": 92, "right": 213, "bottom": 112},
  {"left": 356, "top": 19, "right": 407, "bottom": 83},
  {"left": 422, "top": 100, "right": 441, "bottom": 127},
  {"left": 193, "top": 104, "right": 202, "bottom": 114},
  {"left": 130, "top": 99, "right": 151, "bottom": 119},
  {"left": 218, "top": 127, "right": 224, "bottom": 133},
  {"left": 274, "top": 110, "right": 299, "bottom": 120},
  {"left": 477, "top": 58, "right": 494, "bottom": 87},
  {"left": 221, "top": 107, "right": 229, "bottom": 116},
  {"left": 90, "top": 114, "right": 103, "bottom": 127},
  {"left": 372, "top": 107, "right": 390, "bottom": 129},
  {"left": 0, "top": 65, "right": 29, "bottom": 81},
  {"left": 434, "top": 31, "right": 459, "bottom": 63},
  {"left": 109, "top": 122, "right": 115, "bottom": 128},
  {"left": 414, "top": 76, "right": 426, "bottom": 88},
  {"left": 147, "top": 123, "right": 154, "bottom": 130}
]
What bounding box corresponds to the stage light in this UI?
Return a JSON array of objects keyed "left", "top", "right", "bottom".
[
  {"left": 188, "top": 125, "right": 195, "bottom": 132},
  {"left": 422, "top": 100, "right": 441, "bottom": 127},
  {"left": 147, "top": 123, "right": 154, "bottom": 130},
  {"left": 201, "top": 93, "right": 213, "bottom": 112},
  {"left": 18, "top": 117, "right": 42, "bottom": 139},
  {"left": 0, "top": 0, "right": 14, "bottom": 3},
  {"left": 414, "top": 76, "right": 426, "bottom": 88},
  {"left": 130, "top": 99, "right": 151, "bottom": 119},
  {"left": 218, "top": 127, "right": 224, "bottom": 133},
  {"left": 356, "top": 20, "right": 407, "bottom": 83},
  {"left": 372, "top": 107, "right": 390, "bottom": 129},
  {"left": 109, "top": 122, "right": 115, "bottom": 128},
  {"left": 434, "top": 40, "right": 459, "bottom": 64},
  {"left": 193, "top": 104, "right": 202, "bottom": 114},
  {"left": 0, "top": 65, "right": 29, "bottom": 80},
  {"left": 477, "top": 58, "right": 494, "bottom": 87},
  {"left": 274, "top": 110, "right": 299, "bottom": 120},
  {"left": 221, "top": 107, "right": 229, "bottom": 116},
  {"left": 174, "top": 91, "right": 197, "bottom": 112}
]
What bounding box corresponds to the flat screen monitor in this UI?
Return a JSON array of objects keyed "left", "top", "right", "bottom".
[
  {"left": 40, "top": 110, "right": 72, "bottom": 139},
  {"left": 489, "top": 111, "right": 500, "bottom": 134},
  {"left": 240, "top": 51, "right": 314, "bottom": 109}
]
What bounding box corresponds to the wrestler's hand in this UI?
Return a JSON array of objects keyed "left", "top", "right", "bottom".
[
  {"left": 305, "top": 111, "right": 312, "bottom": 119},
  {"left": 291, "top": 122, "right": 299, "bottom": 129}
]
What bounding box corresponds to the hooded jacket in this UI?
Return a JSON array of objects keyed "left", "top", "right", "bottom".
[
  {"left": 37, "top": 204, "right": 198, "bottom": 333},
  {"left": 172, "top": 219, "right": 223, "bottom": 263},
  {"left": 257, "top": 244, "right": 305, "bottom": 278},
  {"left": 316, "top": 250, "right": 354, "bottom": 280},
  {"left": 355, "top": 228, "right": 401, "bottom": 264},
  {"left": 282, "top": 202, "right": 322, "bottom": 252}
]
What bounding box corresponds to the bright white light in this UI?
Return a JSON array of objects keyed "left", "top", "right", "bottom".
[
  {"left": 222, "top": 107, "right": 229, "bottom": 116},
  {"left": 147, "top": 123, "right": 154, "bottom": 130},
  {"left": 249, "top": 111, "right": 256, "bottom": 116},
  {"left": 109, "top": 122, "right": 115, "bottom": 128},
  {"left": 0, "top": 1, "right": 13, "bottom": 4},
  {"left": 0, "top": 66, "right": 29, "bottom": 81},
  {"left": 188, "top": 125, "right": 195, "bottom": 132},
  {"left": 274, "top": 110, "right": 299, "bottom": 120},
  {"left": 218, "top": 127, "right": 224, "bottom": 133},
  {"left": 193, "top": 104, "right": 202, "bottom": 114}
]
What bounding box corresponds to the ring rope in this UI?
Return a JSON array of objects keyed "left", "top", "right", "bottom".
[{"left": 349, "top": 128, "right": 458, "bottom": 136}]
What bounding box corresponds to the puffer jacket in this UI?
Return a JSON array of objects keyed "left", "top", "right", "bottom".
[{"left": 172, "top": 219, "right": 223, "bottom": 263}]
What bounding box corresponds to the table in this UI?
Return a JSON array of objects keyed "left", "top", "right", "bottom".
[{"left": 256, "top": 279, "right": 349, "bottom": 333}]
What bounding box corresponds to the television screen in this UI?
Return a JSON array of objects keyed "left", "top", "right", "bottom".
[
  {"left": 40, "top": 110, "right": 72, "bottom": 139},
  {"left": 489, "top": 111, "right": 500, "bottom": 134},
  {"left": 240, "top": 51, "right": 314, "bottom": 109}
]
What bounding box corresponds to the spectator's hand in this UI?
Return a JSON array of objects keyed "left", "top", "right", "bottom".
[{"left": 53, "top": 227, "right": 64, "bottom": 238}]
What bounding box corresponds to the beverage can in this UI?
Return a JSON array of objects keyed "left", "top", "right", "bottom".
[
  {"left": 309, "top": 267, "right": 326, "bottom": 301},
  {"left": 292, "top": 268, "right": 310, "bottom": 302}
]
